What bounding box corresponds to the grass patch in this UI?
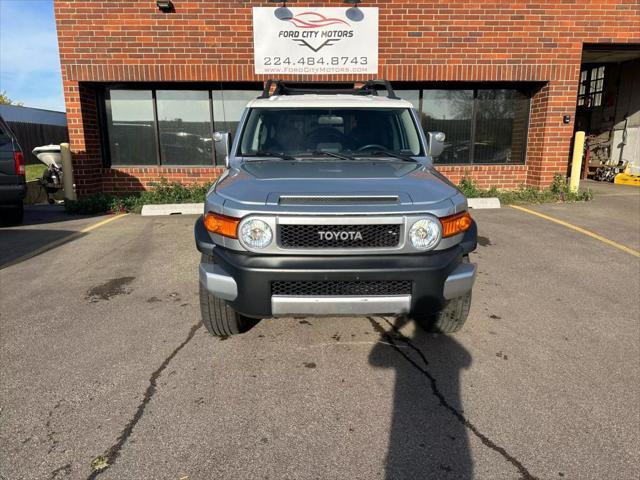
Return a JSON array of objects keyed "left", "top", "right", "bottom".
[
  {"left": 457, "top": 174, "right": 593, "bottom": 205},
  {"left": 64, "top": 178, "right": 208, "bottom": 215},
  {"left": 25, "top": 163, "right": 46, "bottom": 182}
]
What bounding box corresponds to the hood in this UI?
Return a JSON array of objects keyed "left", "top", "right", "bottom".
[{"left": 214, "top": 160, "right": 459, "bottom": 208}]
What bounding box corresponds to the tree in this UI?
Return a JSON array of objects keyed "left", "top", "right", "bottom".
[{"left": 0, "top": 91, "right": 23, "bottom": 106}]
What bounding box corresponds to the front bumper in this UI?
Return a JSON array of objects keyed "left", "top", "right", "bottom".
[{"left": 195, "top": 217, "right": 477, "bottom": 318}]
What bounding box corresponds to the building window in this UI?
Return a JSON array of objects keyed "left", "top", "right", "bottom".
[
  {"left": 400, "top": 87, "right": 530, "bottom": 164},
  {"left": 104, "top": 86, "right": 261, "bottom": 166},
  {"left": 474, "top": 89, "right": 530, "bottom": 164},
  {"left": 106, "top": 90, "right": 158, "bottom": 165},
  {"left": 400, "top": 90, "right": 420, "bottom": 111},
  {"left": 577, "top": 66, "right": 605, "bottom": 108},
  {"left": 421, "top": 90, "right": 474, "bottom": 164},
  {"left": 589, "top": 66, "right": 605, "bottom": 107},
  {"left": 212, "top": 90, "right": 262, "bottom": 134},
  {"left": 577, "top": 70, "right": 588, "bottom": 106},
  {"left": 104, "top": 85, "right": 529, "bottom": 167},
  {"left": 156, "top": 90, "right": 213, "bottom": 166}
]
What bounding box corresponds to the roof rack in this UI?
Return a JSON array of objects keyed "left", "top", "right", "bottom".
[{"left": 259, "top": 79, "right": 399, "bottom": 100}]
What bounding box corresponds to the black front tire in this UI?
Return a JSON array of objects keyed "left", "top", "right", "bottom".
[
  {"left": 414, "top": 291, "right": 472, "bottom": 334},
  {"left": 199, "top": 255, "right": 259, "bottom": 336}
]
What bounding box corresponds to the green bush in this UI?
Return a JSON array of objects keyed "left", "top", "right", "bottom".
[
  {"left": 64, "top": 193, "right": 116, "bottom": 215},
  {"left": 135, "top": 178, "right": 208, "bottom": 207},
  {"left": 457, "top": 174, "right": 592, "bottom": 205},
  {"left": 64, "top": 178, "right": 209, "bottom": 214}
]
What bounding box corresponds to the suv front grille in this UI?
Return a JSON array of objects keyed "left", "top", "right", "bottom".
[
  {"left": 278, "top": 224, "right": 400, "bottom": 249},
  {"left": 272, "top": 280, "right": 412, "bottom": 296}
]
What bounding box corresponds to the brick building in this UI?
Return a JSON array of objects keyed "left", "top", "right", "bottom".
[{"left": 53, "top": 0, "right": 640, "bottom": 195}]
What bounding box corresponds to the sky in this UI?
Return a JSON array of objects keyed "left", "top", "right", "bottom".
[{"left": 0, "top": 0, "right": 64, "bottom": 111}]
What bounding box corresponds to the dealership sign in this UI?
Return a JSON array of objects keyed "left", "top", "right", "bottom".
[{"left": 253, "top": 7, "right": 378, "bottom": 75}]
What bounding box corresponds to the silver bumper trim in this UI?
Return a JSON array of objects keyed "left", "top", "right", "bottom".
[
  {"left": 443, "top": 262, "right": 477, "bottom": 300},
  {"left": 199, "top": 263, "right": 238, "bottom": 301},
  {"left": 271, "top": 295, "right": 411, "bottom": 316}
]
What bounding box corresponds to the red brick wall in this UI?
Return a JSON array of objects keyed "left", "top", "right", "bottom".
[{"left": 54, "top": 0, "right": 640, "bottom": 195}]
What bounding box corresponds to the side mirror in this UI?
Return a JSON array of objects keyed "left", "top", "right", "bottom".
[
  {"left": 427, "top": 131, "right": 446, "bottom": 158},
  {"left": 213, "top": 131, "right": 231, "bottom": 168}
]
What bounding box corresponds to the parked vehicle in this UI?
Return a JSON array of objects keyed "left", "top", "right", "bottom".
[
  {"left": 32, "top": 144, "right": 63, "bottom": 203},
  {"left": 0, "top": 115, "right": 26, "bottom": 225},
  {"left": 194, "top": 80, "right": 478, "bottom": 336}
]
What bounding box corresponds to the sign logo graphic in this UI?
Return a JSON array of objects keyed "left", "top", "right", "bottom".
[
  {"left": 291, "top": 38, "right": 342, "bottom": 52},
  {"left": 283, "top": 11, "right": 353, "bottom": 52},
  {"left": 287, "top": 12, "right": 349, "bottom": 29}
]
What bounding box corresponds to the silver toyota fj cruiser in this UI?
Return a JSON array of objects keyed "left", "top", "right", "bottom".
[{"left": 194, "top": 80, "right": 477, "bottom": 336}]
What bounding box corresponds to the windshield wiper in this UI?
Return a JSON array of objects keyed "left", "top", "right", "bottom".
[
  {"left": 247, "top": 151, "right": 299, "bottom": 161},
  {"left": 355, "top": 149, "right": 417, "bottom": 162},
  {"left": 308, "top": 150, "right": 355, "bottom": 161}
]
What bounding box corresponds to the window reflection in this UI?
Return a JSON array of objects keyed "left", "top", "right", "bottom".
[
  {"left": 107, "top": 90, "right": 157, "bottom": 165},
  {"left": 475, "top": 90, "right": 529, "bottom": 163},
  {"left": 212, "top": 90, "right": 261, "bottom": 134},
  {"left": 422, "top": 90, "right": 474, "bottom": 164},
  {"left": 398, "top": 90, "right": 420, "bottom": 110},
  {"left": 211, "top": 90, "right": 261, "bottom": 165},
  {"left": 156, "top": 90, "right": 213, "bottom": 165}
]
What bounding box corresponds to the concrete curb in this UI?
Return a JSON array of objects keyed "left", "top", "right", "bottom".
[
  {"left": 467, "top": 197, "right": 501, "bottom": 209},
  {"left": 141, "top": 203, "right": 204, "bottom": 216}
]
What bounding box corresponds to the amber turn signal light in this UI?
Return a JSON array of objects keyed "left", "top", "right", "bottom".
[
  {"left": 440, "top": 211, "right": 472, "bottom": 238},
  {"left": 204, "top": 212, "right": 239, "bottom": 238}
]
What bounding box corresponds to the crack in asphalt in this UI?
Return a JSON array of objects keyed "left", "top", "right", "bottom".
[
  {"left": 367, "top": 316, "right": 537, "bottom": 480},
  {"left": 48, "top": 463, "right": 71, "bottom": 480},
  {"left": 87, "top": 321, "right": 203, "bottom": 479},
  {"left": 45, "top": 400, "right": 62, "bottom": 455}
]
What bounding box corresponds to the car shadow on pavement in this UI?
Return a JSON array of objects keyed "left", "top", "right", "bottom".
[
  {"left": 368, "top": 316, "right": 473, "bottom": 479},
  {"left": 19, "top": 204, "right": 96, "bottom": 226},
  {"left": 0, "top": 229, "right": 86, "bottom": 269}
]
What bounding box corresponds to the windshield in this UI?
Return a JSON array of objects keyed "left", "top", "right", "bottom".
[{"left": 239, "top": 108, "right": 423, "bottom": 158}]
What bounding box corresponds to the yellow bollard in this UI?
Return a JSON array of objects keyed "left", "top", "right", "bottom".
[
  {"left": 59, "top": 143, "right": 77, "bottom": 201},
  {"left": 569, "top": 131, "right": 585, "bottom": 193}
]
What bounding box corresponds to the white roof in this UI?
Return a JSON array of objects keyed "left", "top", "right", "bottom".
[{"left": 247, "top": 94, "right": 414, "bottom": 109}]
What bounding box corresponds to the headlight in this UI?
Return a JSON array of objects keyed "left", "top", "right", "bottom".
[
  {"left": 239, "top": 218, "right": 273, "bottom": 249},
  {"left": 409, "top": 217, "right": 441, "bottom": 250}
]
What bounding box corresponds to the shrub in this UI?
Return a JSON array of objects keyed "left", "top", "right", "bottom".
[
  {"left": 64, "top": 178, "right": 209, "bottom": 214},
  {"left": 457, "top": 174, "right": 592, "bottom": 205},
  {"left": 64, "top": 193, "right": 116, "bottom": 215}
]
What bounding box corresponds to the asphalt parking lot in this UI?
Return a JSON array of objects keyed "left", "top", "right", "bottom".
[{"left": 1, "top": 181, "right": 639, "bottom": 480}]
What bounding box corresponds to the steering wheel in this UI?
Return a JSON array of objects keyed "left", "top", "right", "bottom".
[{"left": 356, "top": 144, "right": 389, "bottom": 152}]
